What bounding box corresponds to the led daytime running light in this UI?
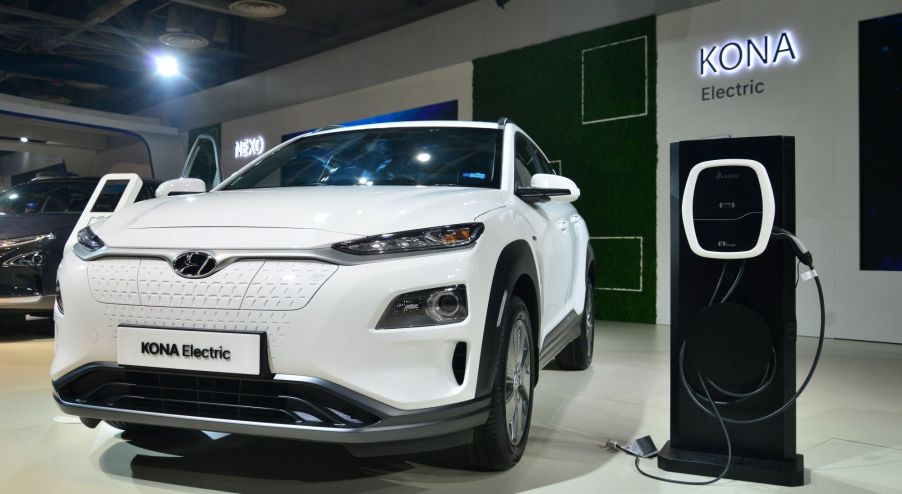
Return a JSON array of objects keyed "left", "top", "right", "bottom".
[
  {"left": 76, "top": 226, "right": 105, "bottom": 252},
  {"left": 333, "top": 223, "right": 484, "bottom": 255}
]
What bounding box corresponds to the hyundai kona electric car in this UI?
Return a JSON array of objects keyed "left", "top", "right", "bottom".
[{"left": 52, "top": 120, "right": 596, "bottom": 470}]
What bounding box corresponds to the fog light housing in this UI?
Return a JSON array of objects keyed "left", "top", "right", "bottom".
[{"left": 378, "top": 285, "right": 468, "bottom": 329}]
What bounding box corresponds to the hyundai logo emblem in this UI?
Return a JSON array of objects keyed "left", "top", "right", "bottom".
[{"left": 172, "top": 252, "right": 217, "bottom": 278}]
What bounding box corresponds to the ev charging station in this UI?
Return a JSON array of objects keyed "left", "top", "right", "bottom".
[
  {"left": 614, "top": 136, "right": 825, "bottom": 487},
  {"left": 660, "top": 135, "right": 824, "bottom": 486}
]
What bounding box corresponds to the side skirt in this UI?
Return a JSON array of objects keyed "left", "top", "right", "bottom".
[{"left": 538, "top": 310, "right": 581, "bottom": 367}]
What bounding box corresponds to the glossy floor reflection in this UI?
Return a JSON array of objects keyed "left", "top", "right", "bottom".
[{"left": 1, "top": 319, "right": 901, "bottom": 493}]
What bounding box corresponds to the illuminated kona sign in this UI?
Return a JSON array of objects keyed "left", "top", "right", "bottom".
[
  {"left": 699, "top": 31, "right": 798, "bottom": 76},
  {"left": 234, "top": 136, "right": 265, "bottom": 159}
]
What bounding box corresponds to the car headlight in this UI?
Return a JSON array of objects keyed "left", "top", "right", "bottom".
[
  {"left": 0, "top": 233, "right": 54, "bottom": 250},
  {"left": 333, "top": 223, "right": 484, "bottom": 255},
  {"left": 76, "top": 226, "right": 105, "bottom": 251},
  {"left": 2, "top": 250, "right": 46, "bottom": 267},
  {"left": 377, "top": 285, "right": 468, "bottom": 329}
]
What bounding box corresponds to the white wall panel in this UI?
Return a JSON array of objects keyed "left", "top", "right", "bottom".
[{"left": 656, "top": 0, "right": 902, "bottom": 343}]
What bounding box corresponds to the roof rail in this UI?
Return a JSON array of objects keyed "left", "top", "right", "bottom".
[
  {"left": 497, "top": 117, "right": 512, "bottom": 128},
  {"left": 313, "top": 124, "right": 344, "bottom": 133}
]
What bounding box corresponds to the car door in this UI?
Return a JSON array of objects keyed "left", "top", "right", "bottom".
[
  {"left": 512, "top": 132, "right": 574, "bottom": 333},
  {"left": 531, "top": 143, "right": 580, "bottom": 305},
  {"left": 181, "top": 134, "right": 221, "bottom": 191}
]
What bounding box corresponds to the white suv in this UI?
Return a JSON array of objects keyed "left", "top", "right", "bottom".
[{"left": 51, "top": 120, "right": 596, "bottom": 470}]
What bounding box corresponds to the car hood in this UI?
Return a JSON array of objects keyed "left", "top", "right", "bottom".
[
  {"left": 0, "top": 213, "right": 78, "bottom": 240},
  {"left": 94, "top": 186, "right": 506, "bottom": 250}
]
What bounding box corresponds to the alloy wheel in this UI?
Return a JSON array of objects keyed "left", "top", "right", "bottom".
[{"left": 505, "top": 318, "right": 531, "bottom": 446}]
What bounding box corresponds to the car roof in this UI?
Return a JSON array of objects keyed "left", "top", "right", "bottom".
[{"left": 300, "top": 120, "right": 501, "bottom": 139}]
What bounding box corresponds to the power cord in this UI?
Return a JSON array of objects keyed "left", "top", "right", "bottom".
[{"left": 618, "top": 228, "right": 825, "bottom": 484}]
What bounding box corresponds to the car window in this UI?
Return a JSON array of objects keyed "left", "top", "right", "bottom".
[
  {"left": 514, "top": 133, "right": 542, "bottom": 188},
  {"left": 223, "top": 127, "right": 503, "bottom": 190},
  {"left": 532, "top": 145, "right": 557, "bottom": 175},
  {"left": 0, "top": 182, "right": 97, "bottom": 214}
]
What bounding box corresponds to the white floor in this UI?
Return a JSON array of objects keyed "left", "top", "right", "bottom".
[{"left": 2, "top": 318, "right": 901, "bottom": 493}]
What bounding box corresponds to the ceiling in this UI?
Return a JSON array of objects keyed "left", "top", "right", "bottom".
[{"left": 0, "top": 0, "right": 479, "bottom": 114}]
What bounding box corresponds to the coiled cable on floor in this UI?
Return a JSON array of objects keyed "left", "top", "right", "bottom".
[{"left": 625, "top": 230, "right": 825, "bottom": 485}]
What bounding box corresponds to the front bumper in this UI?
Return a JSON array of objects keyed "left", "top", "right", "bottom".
[
  {"left": 53, "top": 362, "right": 490, "bottom": 455},
  {"left": 52, "top": 236, "right": 503, "bottom": 410}
]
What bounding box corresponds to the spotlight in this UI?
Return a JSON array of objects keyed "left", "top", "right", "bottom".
[
  {"left": 19, "top": 137, "right": 28, "bottom": 143},
  {"left": 416, "top": 152, "right": 431, "bottom": 163},
  {"left": 154, "top": 55, "right": 180, "bottom": 77}
]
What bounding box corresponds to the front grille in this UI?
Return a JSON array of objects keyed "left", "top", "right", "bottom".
[
  {"left": 57, "top": 367, "right": 380, "bottom": 428},
  {"left": 87, "top": 258, "right": 338, "bottom": 311}
]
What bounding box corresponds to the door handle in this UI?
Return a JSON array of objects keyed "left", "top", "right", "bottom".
[{"left": 556, "top": 219, "right": 568, "bottom": 232}]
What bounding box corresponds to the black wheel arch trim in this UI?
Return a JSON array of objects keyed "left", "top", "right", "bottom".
[
  {"left": 586, "top": 242, "right": 596, "bottom": 285},
  {"left": 476, "top": 239, "right": 540, "bottom": 397}
]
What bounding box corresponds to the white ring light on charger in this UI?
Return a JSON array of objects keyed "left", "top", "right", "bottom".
[{"left": 681, "top": 158, "right": 775, "bottom": 260}]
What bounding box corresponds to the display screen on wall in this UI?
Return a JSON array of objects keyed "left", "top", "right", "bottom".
[
  {"left": 281, "top": 100, "right": 458, "bottom": 142},
  {"left": 859, "top": 13, "right": 902, "bottom": 271}
]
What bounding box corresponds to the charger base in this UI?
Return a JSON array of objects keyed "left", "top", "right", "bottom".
[{"left": 657, "top": 441, "right": 805, "bottom": 487}]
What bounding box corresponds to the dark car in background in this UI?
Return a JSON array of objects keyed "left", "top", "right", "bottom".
[{"left": 0, "top": 177, "right": 158, "bottom": 325}]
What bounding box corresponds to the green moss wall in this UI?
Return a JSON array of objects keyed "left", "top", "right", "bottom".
[{"left": 473, "top": 16, "right": 657, "bottom": 323}]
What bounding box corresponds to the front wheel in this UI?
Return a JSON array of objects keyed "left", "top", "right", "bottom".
[
  {"left": 555, "top": 277, "right": 595, "bottom": 370},
  {"left": 457, "top": 295, "right": 535, "bottom": 470}
]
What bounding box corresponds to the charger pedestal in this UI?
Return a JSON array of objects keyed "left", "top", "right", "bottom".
[{"left": 662, "top": 136, "right": 804, "bottom": 487}]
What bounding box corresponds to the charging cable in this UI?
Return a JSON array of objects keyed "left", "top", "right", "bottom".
[{"left": 619, "top": 228, "right": 825, "bottom": 485}]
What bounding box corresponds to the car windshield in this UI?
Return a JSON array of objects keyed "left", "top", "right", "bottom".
[
  {"left": 222, "top": 127, "right": 502, "bottom": 190},
  {"left": 0, "top": 181, "right": 97, "bottom": 214}
]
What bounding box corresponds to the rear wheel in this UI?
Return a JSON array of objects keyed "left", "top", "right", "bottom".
[
  {"left": 555, "top": 276, "right": 595, "bottom": 370},
  {"left": 457, "top": 295, "right": 534, "bottom": 471}
]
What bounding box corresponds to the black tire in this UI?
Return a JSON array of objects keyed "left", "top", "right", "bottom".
[
  {"left": 555, "top": 276, "right": 595, "bottom": 370},
  {"left": 457, "top": 295, "right": 535, "bottom": 471}
]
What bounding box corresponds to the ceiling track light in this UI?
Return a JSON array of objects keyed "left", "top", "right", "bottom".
[
  {"left": 212, "top": 17, "right": 230, "bottom": 45},
  {"left": 165, "top": 6, "right": 183, "bottom": 33}
]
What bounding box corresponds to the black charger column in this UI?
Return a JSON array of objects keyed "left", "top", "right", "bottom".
[{"left": 658, "top": 136, "right": 804, "bottom": 486}]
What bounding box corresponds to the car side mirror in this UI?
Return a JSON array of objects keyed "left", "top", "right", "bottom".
[
  {"left": 516, "top": 174, "right": 581, "bottom": 204},
  {"left": 155, "top": 178, "right": 206, "bottom": 198}
]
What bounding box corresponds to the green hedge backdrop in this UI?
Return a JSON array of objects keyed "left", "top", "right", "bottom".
[{"left": 473, "top": 16, "right": 657, "bottom": 323}]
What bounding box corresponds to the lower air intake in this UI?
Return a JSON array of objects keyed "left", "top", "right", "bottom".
[{"left": 56, "top": 367, "right": 380, "bottom": 428}]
